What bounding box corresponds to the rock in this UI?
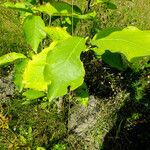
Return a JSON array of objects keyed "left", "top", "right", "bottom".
[
  {"left": 67, "top": 92, "right": 129, "bottom": 149},
  {"left": 0, "top": 71, "right": 16, "bottom": 102}
]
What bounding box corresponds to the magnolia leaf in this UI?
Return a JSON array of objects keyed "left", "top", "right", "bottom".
[
  {"left": 35, "top": 1, "right": 81, "bottom": 15},
  {"left": 92, "top": 26, "right": 150, "bottom": 61},
  {"left": 50, "top": 1, "right": 82, "bottom": 14},
  {"left": 23, "top": 43, "right": 56, "bottom": 91},
  {"left": 0, "top": 52, "right": 26, "bottom": 66},
  {"left": 44, "top": 27, "right": 71, "bottom": 41},
  {"left": 102, "top": 50, "right": 129, "bottom": 70},
  {"left": 23, "top": 89, "right": 45, "bottom": 99},
  {"left": 35, "top": 2, "right": 95, "bottom": 19},
  {"left": 23, "top": 15, "right": 46, "bottom": 53},
  {"left": 93, "top": 28, "right": 121, "bottom": 39},
  {"left": 44, "top": 37, "right": 86, "bottom": 100},
  {"left": 13, "top": 59, "right": 29, "bottom": 91},
  {"left": 35, "top": 3, "right": 57, "bottom": 15}
]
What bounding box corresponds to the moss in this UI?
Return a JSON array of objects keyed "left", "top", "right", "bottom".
[{"left": 0, "top": 98, "right": 67, "bottom": 149}]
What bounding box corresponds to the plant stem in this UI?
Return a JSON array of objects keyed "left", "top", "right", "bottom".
[
  {"left": 39, "top": 0, "right": 43, "bottom": 5},
  {"left": 39, "top": 0, "right": 43, "bottom": 19},
  {"left": 85, "top": 0, "right": 92, "bottom": 13},
  {"left": 71, "top": 0, "right": 74, "bottom": 35}
]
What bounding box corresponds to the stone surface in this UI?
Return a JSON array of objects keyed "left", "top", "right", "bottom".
[
  {"left": 67, "top": 92, "right": 129, "bottom": 149},
  {"left": 0, "top": 71, "right": 16, "bottom": 103}
]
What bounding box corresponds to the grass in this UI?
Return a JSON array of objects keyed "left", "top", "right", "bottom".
[
  {"left": 0, "top": 6, "right": 30, "bottom": 56},
  {"left": 72, "top": 0, "right": 150, "bottom": 37},
  {"left": 109, "top": 0, "right": 150, "bottom": 29}
]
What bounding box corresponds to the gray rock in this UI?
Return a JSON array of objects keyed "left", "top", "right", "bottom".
[{"left": 0, "top": 71, "right": 16, "bottom": 102}]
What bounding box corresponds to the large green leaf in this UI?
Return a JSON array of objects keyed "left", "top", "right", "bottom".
[
  {"left": 23, "top": 15, "right": 46, "bottom": 53},
  {"left": 44, "top": 37, "right": 86, "bottom": 100},
  {"left": 35, "top": 2, "right": 95, "bottom": 19},
  {"left": 35, "top": 1, "right": 81, "bottom": 15},
  {"left": 101, "top": 50, "right": 129, "bottom": 70},
  {"left": 91, "top": 26, "right": 150, "bottom": 61},
  {"left": 44, "top": 27, "right": 71, "bottom": 41},
  {"left": 93, "top": 28, "right": 121, "bottom": 39},
  {"left": 23, "top": 43, "right": 56, "bottom": 91},
  {"left": 0, "top": 52, "right": 26, "bottom": 66}
]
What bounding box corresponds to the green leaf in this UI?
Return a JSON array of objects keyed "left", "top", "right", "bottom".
[
  {"left": 23, "top": 49, "right": 48, "bottom": 91},
  {"left": 92, "top": 26, "right": 150, "bottom": 61},
  {"left": 73, "top": 11, "right": 96, "bottom": 20},
  {"left": 44, "top": 27, "right": 71, "bottom": 41},
  {"left": 13, "top": 59, "right": 29, "bottom": 91},
  {"left": 104, "top": 2, "right": 117, "bottom": 10},
  {"left": 23, "top": 42, "right": 56, "bottom": 91},
  {"left": 0, "top": 52, "right": 26, "bottom": 66},
  {"left": 44, "top": 37, "right": 86, "bottom": 100},
  {"left": 92, "top": 0, "right": 110, "bottom": 6},
  {"left": 75, "top": 82, "right": 89, "bottom": 106},
  {"left": 23, "top": 15, "right": 46, "bottom": 53},
  {"left": 25, "top": 0, "right": 36, "bottom": 5},
  {"left": 101, "top": 50, "right": 129, "bottom": 70},
  {"left": 93, "top": 28, "right": 121, "bottom": 40},
  {"left": 23, "top": 89, "right": 45, "bottom": 99},
  {"left": 35, "top": 2, "right": 57, "bottom": 15},
  {"left": 35, "top": 1, "right": 81, "bottom": 15},
  {"left": 51, "top": 1, "right": 82, "bottom": 14},
  {"left": 34, "top": 2, "right": 95, "bottom": 20}
]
